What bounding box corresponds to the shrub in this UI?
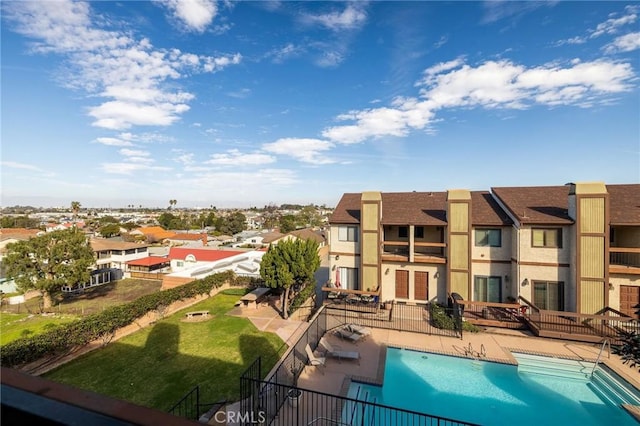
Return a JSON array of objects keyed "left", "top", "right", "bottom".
[
  {"left": 1, "top": 271, "right": 235, "bottom": 368},
  {"left": 429, "top": 303, "right": 480, "bottom": 333},
  {"left": 287, "top": 282, "right": 316, "bottom": 316},
  {"left": 613, "top": 330, "right": 640, "bottom": 372}
]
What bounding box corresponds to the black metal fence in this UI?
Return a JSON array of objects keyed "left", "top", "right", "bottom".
[
  {"left": 240, "top": 374, "right": 479, "bottom": 426},
  {"left": 323, "top": 300, "right": 460, "bottom": 339},
  {"left": 168, "top": 385, "right": 201, "bottom": 421},
  {"left": 238, "top": 304, "right": 473, "bottom": 426}
]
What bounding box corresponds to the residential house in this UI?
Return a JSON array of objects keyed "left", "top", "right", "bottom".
[
  {"left": 329, "top": 182, "right": 640, "bottom": 317},
  {"left": 162, "top": 247, "right": 264, "bottom": 289},
  {"left": 90, "top": 239, "right": 151, "bottom": 273},
  {"left": 129, "top": 226, "right": 175, "bottom": 243},
  {"left": 165, "top": 233, "right": 208, "bottom": 247}
]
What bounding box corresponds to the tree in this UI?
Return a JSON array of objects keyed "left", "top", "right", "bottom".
[
  {"left": 297, "top": 204, "right": 322, "bottom": 228},
  {"left": 99, "top": 223, "right": 121, "bottom": 238},
  {"left": 168, "top": 199, "right": 177, "bottom": 210},
  {"left": 70, "top": 201, "right": 81, "bottom": 219},
  {"left": 215, "top": 211, "right": 247, "bottom": 235},
  {"left": 279, "top": 215, "right": 297, "bottom": 233},
  {"left": 4, "top": 229, "right": 95, "bottom": 310},
  {"left": 260, "top": 238, "right": 320, "bottom": 319}
]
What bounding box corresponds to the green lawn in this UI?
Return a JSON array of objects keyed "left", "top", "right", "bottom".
[
  {"left": 44, "top": 289, "right": 286, "bottom": 411},
  {"left": 2, "top": 279, "right": 163, "bottom": 316},
  {"left": 1, "top": 312, "right": 79, "bottom": 346}
]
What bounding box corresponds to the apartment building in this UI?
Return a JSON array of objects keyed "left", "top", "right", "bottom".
[{"left": 328, "top": 182, "right": 640, "bottom": 317}]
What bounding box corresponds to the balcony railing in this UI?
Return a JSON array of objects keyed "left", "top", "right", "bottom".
[
  {"left": 382, "top": 241, "right": 446, "bottom": 263},
  {"left": 610, "top": 247, "right": 640, "bottom": 272},
  {"left": 518, "top": 296, "right": 639, "bottom": 345}
]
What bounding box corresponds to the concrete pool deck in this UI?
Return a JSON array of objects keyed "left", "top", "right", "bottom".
[{"left": 297, "top": 326, "right": 640, "bottom": 396}]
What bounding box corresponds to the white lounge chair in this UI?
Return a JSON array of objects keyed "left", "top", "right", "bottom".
[
  {"left": 346, "top": 324, "right": 372, "bottom": 337},
  {"left": 304, "top": 344, "right": 326, "bottom": 372},
  {"left": 333, "top": 326, "right": 364, "bottom": 343},
  {"left": 319, "top": 337, "right": 360, "bottom": 363}
]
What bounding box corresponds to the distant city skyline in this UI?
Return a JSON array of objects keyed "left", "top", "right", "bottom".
[{"left": 2, "top": 1, "right": 639, "bottom": 208}]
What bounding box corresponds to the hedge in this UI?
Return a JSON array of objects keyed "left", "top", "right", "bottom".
[
  {"left": 429, "top": 303, "right": 480, "bottom": 333},
  {"left": 1, "top": 271, "right": 236, "bottom": 368}
]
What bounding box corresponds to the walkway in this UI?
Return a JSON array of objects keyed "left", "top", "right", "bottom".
[{"left": 227, "top": 301, "right": 305, "bottom": 346}]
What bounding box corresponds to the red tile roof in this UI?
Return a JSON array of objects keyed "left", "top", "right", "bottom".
[
  {"left": 491, "top": 186, "right": 573, "bottom": 225},
  {"left": 168, "top": 247, "right": 244, "bottom": 262},
  {"left": 126, "top": 256, "right": 170, "bottom": 266},
  {"left": 608, "top": 184, "right": 640, "bottom": 225}
]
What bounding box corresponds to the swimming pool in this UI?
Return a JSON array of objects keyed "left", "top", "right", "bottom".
[{"left": 347, "top": 347, "right": 640, "bottom": 426}]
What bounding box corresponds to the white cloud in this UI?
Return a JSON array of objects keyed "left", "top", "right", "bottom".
[
  {"left": 157, "top": 0, "right": 218, "bottom": 33},
  {"left": 265, "top": 43, "right": 305, "bottom": 63},
  {"left": 174, "top": 152, "right": 195, "bottom": 165},
  {"left": 1, "top": 161, "right": 48, "bottom": 173},
  {"left": 205, "top": 149, "right": 276, "bottom": 166},
  {"left": 322, "top": 58, "right": 635, "bottom": 144},
  {"left": 119, "top": 148, "right": 150, "bottom": 157},
  {"left": 604, "top": 32, "right": 640, "bottom": 53},
  {"left": 590, "top": 6, "right": 638, "bottom": 38},
  {"left": 481, "top": 1, "right": 555, "bottom": 24},
  {"left": 227, "top": 88, "right": 252, "bottom": 98},
  {"left": 4, "top": 1, "right": 241, "bottom": 130},
  {"left": 263, "top": 138, "right": 335, "bottom": 164},
  {"left": 94, "top": 137, "right": 134, "bottom": 147},
  {"left": 301, "top": 3, "right": 368, "bottom": 32},
  {"left": 101, "top": 162, "right": 171, "bottom": 175}
]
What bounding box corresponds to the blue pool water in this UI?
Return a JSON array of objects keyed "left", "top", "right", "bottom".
[{"left": 347, "top": 348, "right": 640, "bottom": 426}]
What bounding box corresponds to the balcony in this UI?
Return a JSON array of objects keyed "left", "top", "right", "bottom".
[
  {"left": 381, "top": 242, "right": 446, "bottom": 264},
  {"left": 610, "top": 247, "right": 640, "bottom": 275}
]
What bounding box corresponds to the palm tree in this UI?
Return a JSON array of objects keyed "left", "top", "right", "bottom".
[{"left": 70, "top": 201, "right": 81, "bottom": 220}]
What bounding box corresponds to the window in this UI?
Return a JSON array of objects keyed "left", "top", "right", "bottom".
[
  {"left": 533, "top": 281, "right": 564, "bottom": 311},
  {"left": 415, "top": 226, "right": 425, "bottom": 239},
  {"left": 176, "top": 261, "right": 184, "bottom": 267},
  {"left": 532, "top": 228, "right": 562, "bottom": 248},
  {"left": 338, "top": 267, "right": 359, "bottom": 290},
  {"left": 398, "top": 226, "right": 408, "bottom": 238},
  {"left": 474, "top": 276, "right": 501, "bottom": 302},
  {"left": 338, "top": 226, "right": 358, "bottom": 242},
  {"left": 475, "top": 229, "right": 501, "bottom": 247}
]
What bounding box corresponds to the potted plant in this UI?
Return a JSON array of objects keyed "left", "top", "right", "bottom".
[
  {"left": 287, "top": 388, "right": 302, "bottom": 408},
  {"left": 287, "top": 363, "right": 303, "bottom": 407}
]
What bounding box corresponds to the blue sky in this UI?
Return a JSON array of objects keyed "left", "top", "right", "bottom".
[{"left": 2, "top": 1, "right": 639, "bottom": 208}]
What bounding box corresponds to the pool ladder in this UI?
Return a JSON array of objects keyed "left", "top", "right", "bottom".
[
  {"left": 465, "top": 342, "right": 487, "bottom": 358},
  {"left": 591, "top": 339, "right": 610, "bottom": 376}
]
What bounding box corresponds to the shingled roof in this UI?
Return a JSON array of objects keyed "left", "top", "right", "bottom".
[
  {"left": 330, "top": 191, "right": 512, "bottom": 226},
  {"left": 491, "top": 186, "right": 572, "bottom": 225},
  {"left": 329, "top": 193, "right": 361, "bottom": 224},
  {"left": 608, "top": 184, "right": 640, "bottom": 225}
]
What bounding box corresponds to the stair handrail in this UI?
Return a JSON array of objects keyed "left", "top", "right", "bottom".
[{"left": 591, "top": 339, "right": 611, "bottom": 376}]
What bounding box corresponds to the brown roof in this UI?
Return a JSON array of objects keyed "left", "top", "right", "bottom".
[
  {"left": 608, "top": 184, "right": 640, "bottom": 225},
  {"left": 167, "top": 233, "right": 207, "bottom": 241},
  {"left": 381, "top": 192, "right": 448, "bottom": 225},
  {"left": 0, "top": 228, "right": 42, "bottom": 241},
  {"left": 90, "top": 239, "right": 151, "bottom": 252},
  {"left": 491, "top": 186, "right": 572, "bottom": 225},
  {"left": 329, "top": 193, "right": 361, "bottom": 224},
  {"left": 331, "top": 191, "right": 512, "bottom": 226},
  {"left": 260, "top": 232, "right": 285, "bottom": 243},
  {"left": 471, "top": 191, "right": 514, "bottom": 226},
  {"left": 287, "top": 228, "right": 326, "bottom": 244}
]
